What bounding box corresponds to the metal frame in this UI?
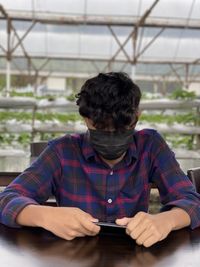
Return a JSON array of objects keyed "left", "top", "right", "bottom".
[
  {"left": 0, "top": 1, "right": 200, "bottom": 93},
  {"left": 0, "top": 9, "right": 200, "bottom": 30}
]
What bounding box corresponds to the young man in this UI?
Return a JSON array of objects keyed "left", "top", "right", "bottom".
[{"left": 0, "top": 72, "right": 200, "bottom": 247}]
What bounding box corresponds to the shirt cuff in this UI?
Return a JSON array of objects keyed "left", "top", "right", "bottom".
[{"left": 1, "top": 196, "right": 39, "bottom": 228}]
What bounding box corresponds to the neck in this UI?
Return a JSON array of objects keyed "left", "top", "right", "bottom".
[{"left": 99, "top": 152, "right": 126, "bottom": 168}]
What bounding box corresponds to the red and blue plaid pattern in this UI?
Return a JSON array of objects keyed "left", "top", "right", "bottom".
[{"left": 0, "top": 129, "right": 200, "bottom": 229}]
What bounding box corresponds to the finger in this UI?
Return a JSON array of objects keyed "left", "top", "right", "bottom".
[
  {"left": 78, "top": 224, "right": 98, "bottom": 236},
  {"left": 51, "top": 229, "right": 82, "bottom": 241},
  {"left": 75, "top": 211, "right": 100, "bottom": 235},
  {"left": 128, "top": 219, "right": 151, "bottom": 240},
  {"left": 80, "top": 217, "right": 100, "bottom": 236},
  {"left": 62, "top": 217, "right": 93, "bottom": 237},
  {"left": 71, "top": 221, "right": 98, "bottom": 236},
  {"left": 65, "top": 228, "right": 87, "bottom": 239},
  {"left": 135, "top": 230, "right": 154, "bottom": 246},
  {"left": 143, "top": 235, "right": 159, "bottom": 248},
  {"left": 81, "top": 210, "right": 99, "bottom": 223},
  {"left": 63, "top": 218, "right": 88, "bottom": 236},
  {"left": 115, "top": 217, "right": 131, "bottom": 226},
  {"left": 70, "top": 231, "right": 86, "bottom": 238},
  {"left": 126, "top": 212, "right": 147, "bottom": 235},
  {"left": 89, "top": 217, "right": 99, "bottom": 223}
]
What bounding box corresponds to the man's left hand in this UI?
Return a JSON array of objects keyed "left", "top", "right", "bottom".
[{"left": 116, "top": 211, "right": 173, "bottom": 247}]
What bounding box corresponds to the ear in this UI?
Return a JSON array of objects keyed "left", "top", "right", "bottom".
[
  {"left": 135, "top": 110, "right": 141, "bottom": 125},
  {"left": 137, "top": 110, "right": 142, "bottom": 118},
  {"left": 82, "top": 117, "right": 88, "bottom": 124},
  {"left": 131, "top": 110, "right": 141, "bottom": 128},
  {"left": 82, "top": 117, "right": 96, "bottom": 129}
]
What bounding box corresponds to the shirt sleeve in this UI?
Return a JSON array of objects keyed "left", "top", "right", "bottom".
[
  {"left": 0, "top": 143, "right": 61, "bottom": 228},
  {"left": 149, "top": 131, "right": 200, "bottom": 229}
]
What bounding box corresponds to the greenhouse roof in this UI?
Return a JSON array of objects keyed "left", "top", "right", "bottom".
[{"left": 0, "top": 0, "right": 200, "bottom": 82}]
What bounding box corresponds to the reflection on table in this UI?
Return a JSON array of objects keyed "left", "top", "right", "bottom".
[{"left": 0, "top": 224, "right": 200, "bottom": 267}]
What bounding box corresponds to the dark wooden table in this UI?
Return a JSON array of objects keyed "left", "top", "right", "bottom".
[{"left": 0, "top": 224, "right": 199, "bottom": 267}]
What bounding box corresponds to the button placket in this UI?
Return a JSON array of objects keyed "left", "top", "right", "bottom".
[
  {"left": 106, "top": 169, "right": 114, "bottom": 215},
  {"left": 107, "top": 198, "right": 112, "bottom": 204}
]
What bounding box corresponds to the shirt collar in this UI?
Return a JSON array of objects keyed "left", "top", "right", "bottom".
[
  {"left": 124, "top": 137, "right": 138, "bottom": 165},
  {"left": 82, "top": 130, "right": 138, "bottom": 163},
  {"left": 82, "top": 130, "right": 96, "bottom": 161}
]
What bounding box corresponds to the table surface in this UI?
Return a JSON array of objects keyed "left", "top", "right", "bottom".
[{"left": 0, "top": 224, "right": 200, "bottom": 267}]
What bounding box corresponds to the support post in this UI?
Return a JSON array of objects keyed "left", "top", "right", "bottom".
[
  {"left": 196, "top": 107, "right": 200, "bottom": 149},
  {"left": 6, "top": 60, "right": 11, "bottom": 96},
  {"left": 6, "top": 18, "right": 11, "bottom": 96}
]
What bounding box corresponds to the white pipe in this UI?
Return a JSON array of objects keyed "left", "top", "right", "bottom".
[{"left": 6, "top": 60, "right": 11, "bottom": 97}]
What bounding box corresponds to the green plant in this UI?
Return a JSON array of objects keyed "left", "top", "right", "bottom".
[
  {"left": 17, "top": 133, "right": 31, "bottom": 146},
  {"left": 0, "top": 75, "right": 6, "bottom": 91},
  {"left": 10, "top": 91, "right": 34, "bottom": 98},
  {"left": 67, "top": 93, "right": 76, "bottom": 102},
  {"left": 0, "top": 111, "right": 82, "bottom": 123},
  {"left": 170, "top": 88, "right": 196, "bottom": 100},
  {"left": 140, "top": 113, "right": 197, "bottom": 125},
  {"left": 164, "top": 134, "right": 194, "bottom": 150}
]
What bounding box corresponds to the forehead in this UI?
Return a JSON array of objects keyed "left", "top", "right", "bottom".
[{"left": 83, "top": 117, "right": 135, "bottom": 132}]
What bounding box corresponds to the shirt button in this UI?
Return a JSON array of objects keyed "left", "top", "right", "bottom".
[
  {"left": 110, "top": 170, "right": 113, "bottom": 175},
  {"left": 108, "top": 198, "right": 112, "bottom": 204}
]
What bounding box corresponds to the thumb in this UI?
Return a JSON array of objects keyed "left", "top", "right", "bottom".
[
  {"left": 84, "top": 212, "right": 99, "bottom": 223},
  {"left": 90, "top": 217, "right": 99, "bottom": 223},
  {"left": 115, "top": 217, "right": 131, "bottom": 226}
]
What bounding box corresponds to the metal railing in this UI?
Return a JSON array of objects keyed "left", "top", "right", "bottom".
[{"left": 0, "top": 97, "right": 200, "bottom": 150}]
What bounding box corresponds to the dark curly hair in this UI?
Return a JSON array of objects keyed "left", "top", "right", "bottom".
[{"left": 76, "top": 72, "right": 141, "bottom": 130}]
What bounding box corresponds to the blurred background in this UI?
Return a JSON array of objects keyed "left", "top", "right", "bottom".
[{"left": 0, "top": 0, "right": 200, "bottom": 173}]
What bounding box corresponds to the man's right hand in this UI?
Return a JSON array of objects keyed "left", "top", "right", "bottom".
[{"left": 16, "top": 205, "right": 100, "bottom": 240}]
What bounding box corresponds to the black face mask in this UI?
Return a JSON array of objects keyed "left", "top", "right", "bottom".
[{"left": 88, "top": 128, "right": 134, "bottom": 160}]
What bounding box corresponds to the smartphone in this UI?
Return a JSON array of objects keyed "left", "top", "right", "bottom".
[{"left": 94, "top": 221, "right": 126, "bottom": 228}]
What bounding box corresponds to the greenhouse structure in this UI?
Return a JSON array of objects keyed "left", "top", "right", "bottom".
[
  {"left": 0, "top": 0, "right": 200, "bottom": 172},
  {"left": 1, "top": 2, "right": 200, "bottom": 265}
]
